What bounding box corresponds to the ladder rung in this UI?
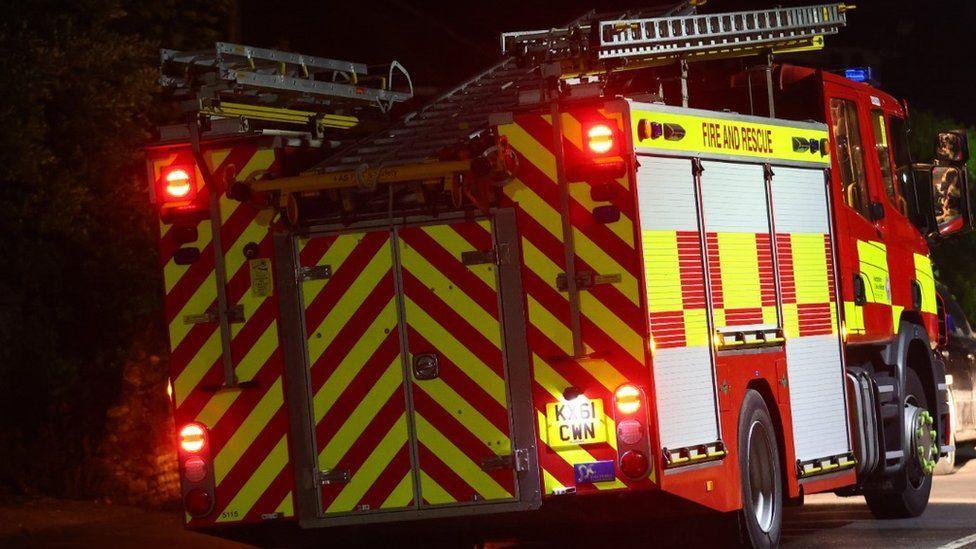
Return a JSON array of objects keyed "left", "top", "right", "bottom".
[{"left": 215, "top": 42, "right": 366, "bottom": 75}]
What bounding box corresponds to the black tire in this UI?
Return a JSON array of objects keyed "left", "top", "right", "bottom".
[
  {"left": 735, "top": 389, "right": 783, "bottom": 548},
  {"left": 864, "top": 368, "right": 933, "bottom": 518}
]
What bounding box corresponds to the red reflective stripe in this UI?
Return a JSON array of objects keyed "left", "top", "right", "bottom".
[
  {"left": 355, "top": 444, "right": 413, "bottom": 510},
  {"left": 416, "top": 442, "right": 473, "bottom": 503}
]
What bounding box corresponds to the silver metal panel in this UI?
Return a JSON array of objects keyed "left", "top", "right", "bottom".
[
  {"left": 636, "top": 156, "right": 720, "bottom": 450},
  {"left": 652, "top": 346, "right": 719, "bottom": 449},
  {"left": 636, "top": 156, "right": 698, "bottom": 231},
  {"left": 699, "top": 161, "right": 769, "bottom": 233},
  {"left": 770, "top": 167, "right": 830, "bottom": 234},
  {"left": 784, "top": 335, "right": 850, "bottom": 461}
]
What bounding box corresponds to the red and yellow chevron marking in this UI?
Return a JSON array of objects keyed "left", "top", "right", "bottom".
[
  {"left": 777, "top": 232, "right": 838, "bottom": 338},
  {"left": 705, "top": 232, "right": 779, "bottom": 329},
  {"left": 399, "top": 222, "right": 516, "bottom": 505},
  {"left": 152, "top": 141, "right": 295, "bottom": 525},
  {"left": 300, "top": 231, "right": 415, "bottom": 514},
  {"left": 644, "top": 230, "right": 709, "bottom": 350},
  {"left": 499, "top": 107, "right": 652, "bottom": 496}
]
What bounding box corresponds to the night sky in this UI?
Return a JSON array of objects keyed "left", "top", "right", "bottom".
[{"left": 239, "top": 0, "right": 976, "bottom": 122}]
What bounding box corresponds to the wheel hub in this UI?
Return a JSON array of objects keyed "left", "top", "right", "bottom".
[{"left": 905, "top": 405, "right": 938, "bottom": 476}]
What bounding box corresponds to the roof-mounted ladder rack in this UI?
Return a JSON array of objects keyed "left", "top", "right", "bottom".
[
  {"left": 160, "top": 42, "right": 413, "bottom": 134},
  {"left": 503, "top": 3, "right": 850, "bottom": 71}
]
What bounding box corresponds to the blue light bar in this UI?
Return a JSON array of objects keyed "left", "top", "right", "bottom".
[{"left": 844, "top": 67, "right": 873, "bottom": 83}]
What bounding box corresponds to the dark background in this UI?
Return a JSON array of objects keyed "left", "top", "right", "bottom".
[{"left": 0, "top": 0, "right": 973, "bottom": 501}]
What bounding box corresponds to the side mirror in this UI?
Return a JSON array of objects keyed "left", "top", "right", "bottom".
[
  {"left": 930, "top": 165, "right": 971, "bottom": 237},
  {"left": 935, "top": 130, "right": 969, "bottom": 165}
]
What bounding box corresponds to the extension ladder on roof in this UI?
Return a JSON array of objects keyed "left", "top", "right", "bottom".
[{"left": 160, "top": 42, "right": 413, "bottom": 133}]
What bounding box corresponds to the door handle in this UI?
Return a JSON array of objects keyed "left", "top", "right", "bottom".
[{"left": 413, "top": 353, "right": 439, "bottom": 380}]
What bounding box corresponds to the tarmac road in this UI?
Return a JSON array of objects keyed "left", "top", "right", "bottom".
[{"left": 2, "top": 449, "right": 973, "bottom": 548}]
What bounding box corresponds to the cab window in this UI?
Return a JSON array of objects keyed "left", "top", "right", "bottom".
[
  {"left": 888, "top": 115, "right": 915, "bottom": 214},
  {"left": 830, "top": 98, "right": 871, "bottom": 218},
  {"left": 871, "top": 110, "right": 907, "bottom": 216}
]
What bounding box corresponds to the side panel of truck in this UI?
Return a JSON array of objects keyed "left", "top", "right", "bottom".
[{"left": 149, "top": 140, "right": 296, "bottom": 525}]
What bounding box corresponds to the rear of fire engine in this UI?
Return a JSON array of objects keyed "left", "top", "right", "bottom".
[{"left": 144, "top": 4, "right": 974, "bottom": 547}]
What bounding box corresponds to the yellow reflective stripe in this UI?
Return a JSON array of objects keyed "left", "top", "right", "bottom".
[
  {"left": 405, "top": 296, "right": 507, "bottom": 406},
  {"left": 857, "top": 240, "right": 890, "bottom": 305},
  {"left": 643, "top": 230, "right": 682, "bottom": 312},
  {"left": 415, "top": 414, "right": 512, "bottom": 500},
  {"left": 844, "top": 301, "right": 866, "bottom": 333},
  {"left": 306, "top": 243, "right": 391, "bottom": 366},
  {"left": 163, "top": 222, "right": 212, "bottom": 294},
  {"left": 311, "top": 301, "right": 398, "bottom": 423},
  {"left": 381, "top": 472, "right": 415, "bottom": 509},
  {"left": 318, "top": 358, "right": 403, "bottom": 464},
  {"left": 499, "top": 123, "right": 557, "bottom": 180},
  {"left": 195, "top": 323, "right": 278, "bottom": 426},
  {"left": 892, "top": 304, "right": 905, "bottom": 333},
  {"left": 543, "top": 470, "right": 566, "bottom": 495},
  {"left": 716, "top": 232, "right": 761, "bottom": 312},
  {"left": 299, "top": 233, "right": 360, "bottom": 314},
  {"left": 414, "top": 379, "right": 511, "bottom": 454},
  {"left": 327, "top": 414, "right": 411, "bottom": 512},
  {"left": 275, "top": 492, "right": 293, "bottom": 516},
  {"left": 399, "top": 238, "right": 500, "bottom": 348},
  {"left": 216, "top": 435, "right": 288, "bottom": 522},
  {"left": 420, "top": 221, "right": 495, "bottom": 288},
  {"left": 782, "top": 303, "right": 800, "bottom": 339},
  {"left": 684, "top": 308, "right": 710, "bottom": 347},
  {"left": 168, "top": 271, "right": 216, "bottom": 350},
  {"left": 914, "top": 253, "right": 937, "bottom": 314},
  {"left": 519, "top": 239, "right": 575, "bottom": 354},
  {"left": 214, "top": 377, "right": 283, "bottom": 484},
  {"left": 418, "top": 471, "right": 454, "bottom": 505},
  {"left": 791, "top": 233, "right": 830, "bottom": 304},
  {"left": 579, "top": 291, "right": 644, "bottom": 362},
  {"left": 173, "top": 330, "right": 221, "bottom": 407}
]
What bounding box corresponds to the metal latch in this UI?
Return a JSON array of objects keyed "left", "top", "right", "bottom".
[
  {"left": 183, "top": 304, "right": 244, "bottom": 325},
  {"left": 480, "top": 448, "right": 529, "bottom": 473},
  {"left": 298, "top": 264, "right": 332, "bottom": 282},
  {"left": 556, "top": 271, "right": 621, "bottom": 292},
  {"left": 316, "top": 468, "right": 350, "bottom": 485}
]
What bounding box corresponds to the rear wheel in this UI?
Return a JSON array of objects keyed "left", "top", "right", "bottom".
[
  {"left": 865, "top": 368, "right": 935, "bottom": 518},
  {"left": 735, "top": 390, "right": 783, "bottom": 548}
]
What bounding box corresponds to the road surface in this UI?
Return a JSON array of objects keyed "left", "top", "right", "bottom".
[{"left": 2, "top": 452, "right": 973, "bottom": 548}]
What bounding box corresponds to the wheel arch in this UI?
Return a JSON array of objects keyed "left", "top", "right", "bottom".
[{"left": 746, "top": 379, "right": 791, "bottom": 500}]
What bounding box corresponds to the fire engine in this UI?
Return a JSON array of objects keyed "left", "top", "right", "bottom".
[{"left": 144, "top": 3, "right": 973, "bottom": 546}]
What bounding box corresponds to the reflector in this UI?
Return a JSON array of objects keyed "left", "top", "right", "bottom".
[
  {"left": 184, "top": 488, "right": 213, "bottom": 517},
  {"left": 619, "top": 449, "right": 649, "bottom": 479}
]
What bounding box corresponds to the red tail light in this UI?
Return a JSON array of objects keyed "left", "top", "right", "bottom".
[
  {"left": 615, "top": 384, "right": 642, "bottom": 415},
  {"left": 161, "top": 165, "right": 196, "bottom": 202},
  {"left": 619, "top": 450, "right": 649, "bottom": 478},
  {"left": 179, "top": 423, "right": 207, "bottom": 453},
  {"left": 184, "top": 488, "right": 214, "bottom": 517},
  {"left": 586, "top": 124, "right": 615, "bottom": 155}
]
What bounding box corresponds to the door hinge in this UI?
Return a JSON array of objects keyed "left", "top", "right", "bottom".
[
  {"left": 298, "top": 264, "right": 332, "bottom": 282},
  {"left": 480, "top": 448, "right": 529, "bottom": 473},
  {"left": 556, "top": 271, "right": 621, "bottom": 292},
  {"left": 183, "top": 304, "right": 244, "bottom": 325},
  {"left": 315, "top": 468, "right": 350, "bottom": 485}
]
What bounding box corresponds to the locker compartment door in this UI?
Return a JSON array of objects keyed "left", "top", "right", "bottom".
[
  {"left": 299, "top": 230, "right": 416, "bottom": 515},
  {"left": 637, "top": 156, "right": 721, "bottom": 452},
  {"left": 770, "top": 167, "right": 851, "bottom": 464},
  {"left": 397, "top": 219, "right": 519, "bottom": 506}
]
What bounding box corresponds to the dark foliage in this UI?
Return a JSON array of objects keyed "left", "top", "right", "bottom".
[{"left": 0, "top": 0, "right": 228, "bottom": 496}]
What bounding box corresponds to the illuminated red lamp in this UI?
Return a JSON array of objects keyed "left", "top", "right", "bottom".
[
  {"left": 179, "top": 423, "right": 207, "bottom": 454},
  {"left": 160, "top": 165, "right": 196, "bottom": 202}
]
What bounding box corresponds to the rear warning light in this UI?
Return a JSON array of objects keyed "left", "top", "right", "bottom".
[
  {"left": 619, "top": 450, "right": 649, "bottom": 479},
  {"left": 615, "top": 384, "right": 642, "bottom": 415},
  {"left": 179, "top": 423, "right": 207, "bottom": 453},
  {"left": 160, "top": 166, "right": 196, "bottom": 202},
  {"left": 184, "top": 487, "right": 214, "bottom": 517},
  {"left": 586, "top": 124, "right": 615, "bottom": 155}
]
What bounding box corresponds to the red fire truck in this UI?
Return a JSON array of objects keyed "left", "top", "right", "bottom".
[{"left": 145, "top": 4, "right": 972, "bottom": 547}]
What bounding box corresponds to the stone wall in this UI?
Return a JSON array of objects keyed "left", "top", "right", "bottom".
[{"left": 93, "top": 351, "right": 180, "bottom": 507}]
